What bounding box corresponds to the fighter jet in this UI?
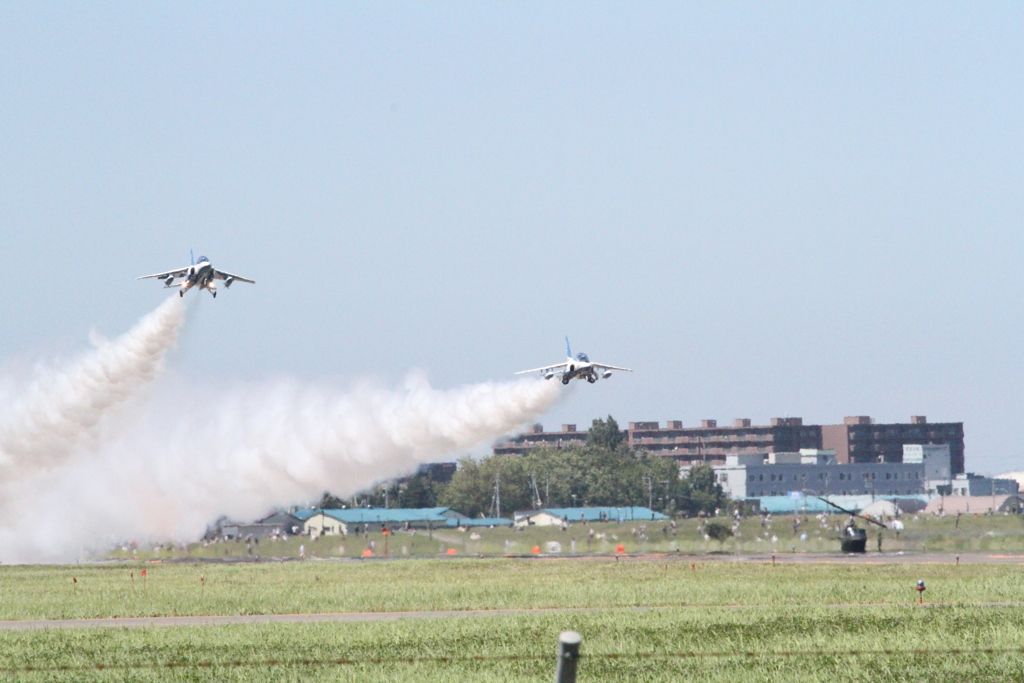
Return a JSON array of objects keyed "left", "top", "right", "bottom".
[
  {"left": 516, "top": 337, "right": 632, "bottom": 385},
  {"left": 137, "top": 251, "right": 255, "bottom": 298}
]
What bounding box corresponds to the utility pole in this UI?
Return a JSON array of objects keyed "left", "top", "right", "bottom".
[
  {"left": 495, "top": 471, "right": 501, "bottom": 519},
  {"left": 383, "top": 486, "right": 388, "bottom": 509},
  {"left": 531, "top": 472, "right": 542, "bottom": 508}
]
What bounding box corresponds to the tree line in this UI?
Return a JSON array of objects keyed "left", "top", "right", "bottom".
[{"left": 320, "top": 416, "right": 726, "bottom": 518}]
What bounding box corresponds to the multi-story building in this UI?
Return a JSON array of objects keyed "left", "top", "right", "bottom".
[
  {"left": 708, "top": 446, "right": 946, "bottom": 499},
  {"left": 950, "top": 473, "right": 1019, "bottom": 497},
  {"left": 821, "top": 416, "right": 965, "bottom": 473},
  {"left": 496, "top": 416, "right": 965, "bottom": 474},
  {"left": 700, "top": 444, "right": 1018, "bottom": 502},
  {"left": 705, "top": 449, "right": 935, "bottom": 499},
  {"left": 493, "top": 424, "right": 587, "bottom": 456},
  {"left": 628, "top": 418, "right": 820, "bottom": 461}
]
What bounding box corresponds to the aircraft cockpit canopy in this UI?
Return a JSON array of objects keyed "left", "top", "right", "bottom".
[
  {"left": 196, "top": 255, "right": 209, "bottom": 263},
  {"left": 576, "top": 352, "right": 589, "bottom": 362}
]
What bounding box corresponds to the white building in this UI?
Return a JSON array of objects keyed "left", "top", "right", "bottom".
[
  {"left": 950, "top": 473, "right": 1019, "bottom": 496},
  {"left": 701, "top": 448, "right": 931, "bottom": 499},
  {"left": 903, "top": 444, "right": 952, "bottom": 494},
  {"left": 303, "top": 511, "right": 349, "bottom": 537}
]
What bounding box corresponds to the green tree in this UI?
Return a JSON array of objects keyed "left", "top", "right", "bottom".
[
  {"left": 414, "top": 415, "right": 721, "bottom": 517},
  {"left": 438, "top": 455, "right": 534, "bottom": 518},
  {"left": 587, "top": 415, "right": 624, "bottom": 451},
  {"left": 317, "top": 491, "right": 346, "bottom": 509},
  {"left": 437, "top": 456, "right": 491, "bottom": 518},
  {"left": 680, "top": 464, "right": 726, "bottom": 516},
  {"left": 400, "top": 473, "right": 440, "bottom": 508},
  {"left": 705, "top": 520, "right": 733, "bottom": 543}
]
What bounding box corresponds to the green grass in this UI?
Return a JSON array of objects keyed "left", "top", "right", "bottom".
[
  {"left": 4, "top": 559, "right": 1024, "bottom": 620},
  {"left": 2, "top": 605, "right": 1024, "bottom": 681},
  {"left": 4, "top": 559, "right": 1024, "bottom": 680}
]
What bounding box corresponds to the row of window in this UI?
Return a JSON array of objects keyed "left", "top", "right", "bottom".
[
  {"left": 849, "top": 430, "right": 960, "bottom": 440},
  {"left": 748, "top": 489, "right": 921, "bottom": 497},
  {"left": 749, "top": 471, "right": 922, "bottom": 483}
]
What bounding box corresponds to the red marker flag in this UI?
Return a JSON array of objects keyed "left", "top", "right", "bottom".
[
  {"left": 72, "top": 577, "right": 77, "bottom": 584},
  {"left": 141, "top": 570, "right": 146, "bottom": 576}
]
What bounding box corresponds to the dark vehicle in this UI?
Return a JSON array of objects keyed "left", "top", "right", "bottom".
[
  {"left": 817, "top": 498, "right": 885, "bottom": 554},
  {"left": 840, "top": 525, "right": 868, "bottom": 553}
]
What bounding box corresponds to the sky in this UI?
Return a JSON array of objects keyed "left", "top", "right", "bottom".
[{"left": 1, "top": 3, "right": 1022, "bottom": 475}]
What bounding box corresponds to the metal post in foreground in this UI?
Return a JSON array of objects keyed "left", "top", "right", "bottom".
[{"left": 555, "top": 631, "right": 582, "bottom": 683}]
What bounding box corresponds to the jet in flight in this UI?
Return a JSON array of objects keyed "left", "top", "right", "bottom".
[
  {"left": 137, "top": 251, "right": 255, "bottom": 298},
  {"left": 516, "top": 338, "right": 632, "bottom": 385}
]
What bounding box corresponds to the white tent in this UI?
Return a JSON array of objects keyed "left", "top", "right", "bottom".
[{"left": 860, "top": 499, "right": 900, "bottom": 521}]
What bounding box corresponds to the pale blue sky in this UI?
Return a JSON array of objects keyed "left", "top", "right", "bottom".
[{"left": 1, "top": 4, "right": 1022, "bottom": 474}]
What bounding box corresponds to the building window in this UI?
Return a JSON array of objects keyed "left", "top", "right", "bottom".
[{"left": 748, "top": 475, "right": 755, "bottom": 482}]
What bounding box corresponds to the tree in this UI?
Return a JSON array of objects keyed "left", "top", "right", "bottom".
[
  {"left": 371, "top": 415, "right": 723, "bottom": 517},
  {"left": 587, "top": 415, "right": 624, "bottom": 451},
  {"left": 437, "top": 456, "right": 492, "bottom": 518},
  {"left": 401, "top": 472, "right": 440, "bottom": 508},
  {"left": 705, "top": 521, "right": 733, "bottom": 543},
  {"left": 438, "top": 455, "right": 533, "bottom": 518},
  {"left": 680, "top": 464, "right": 726, "bottom": 516},
  {"left": 318, "top": 491, "right": 347, "bottom": 509}
]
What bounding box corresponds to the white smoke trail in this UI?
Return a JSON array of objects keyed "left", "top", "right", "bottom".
[
  {"left": 0, "top": 297, "right": 185, "bottom": 478},
  {"left": 0, "top": 369, "right": 561, "bottom": 563}
]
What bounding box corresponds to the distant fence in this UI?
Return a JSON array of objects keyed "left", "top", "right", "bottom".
[{"left": 5, "top": 643, "right": 1024, "bottom": 678}]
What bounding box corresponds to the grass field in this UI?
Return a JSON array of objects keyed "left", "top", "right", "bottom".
[
  {"left": 4, "top": 605, "right": 1024, "bottom": 682},
  {"left": 3, "top": 558, "right": 1024, "bottom": 681},
  {"left": 107, "top": 511, "right": 1024, "bottom": 562}
]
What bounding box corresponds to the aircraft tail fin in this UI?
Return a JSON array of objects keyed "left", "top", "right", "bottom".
[
  {"left": 190, "top": 249, "right": 194, "bottom": 266},
  {"left": 565, "top": 336, "right": 572, "bottom": 360}
]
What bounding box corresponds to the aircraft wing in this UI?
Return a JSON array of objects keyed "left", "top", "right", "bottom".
[
  {"left": 213, "top": 269, "right": 256, "bottom": 284},
  {"left": 592, "top": 363, "right": 633, "bottom": 372},
  {"left": 137, "top": 266, "right": 190, "bottom": 281},
  {"left": 515, "top": 362, "right": 568, "bottom": 375}
]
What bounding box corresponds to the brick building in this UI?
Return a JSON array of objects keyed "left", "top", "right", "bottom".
[
  {"left": 628, "top": 418, "right": 820, "bottom": 461},
  {"left": 821, "top": 416, "right": 964, "bottom": 473},
  {"left": 495, "top": 415, "right": 965, "bottom": 474}
]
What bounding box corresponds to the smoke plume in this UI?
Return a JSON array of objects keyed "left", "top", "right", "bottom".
[
  {"left": 0, "top": 297, "right": 185, "bottom": 479},
  {"left": 0, "top": 299, "right": 561, "bottom": 563}
]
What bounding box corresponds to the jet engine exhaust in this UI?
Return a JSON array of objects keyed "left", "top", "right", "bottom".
[
  {"left": 0, "top": 296, "right": 185, "bottom": 480},
  {"left": 0, "top": 298, "right": 563, "bottom": 562}
]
